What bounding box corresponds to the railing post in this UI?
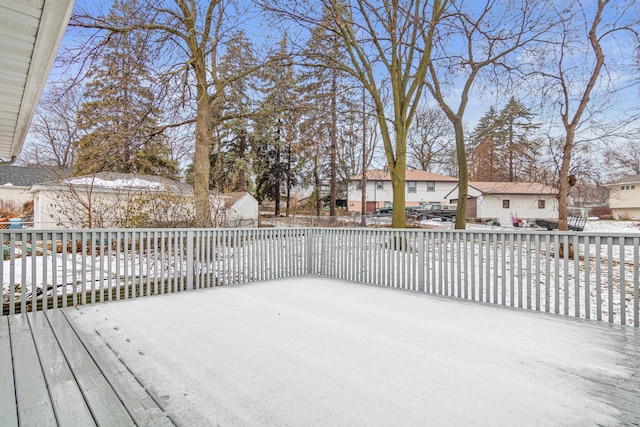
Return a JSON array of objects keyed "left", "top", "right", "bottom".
[
  {"left": 305, "top": 228, "right": 313, "bottom": 274},
  {"left": 186, "top": 230, "right": 194, "bottom": 290}
]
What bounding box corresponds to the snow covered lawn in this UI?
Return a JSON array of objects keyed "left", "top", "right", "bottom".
[{"left": 68, "top": 277, "right": 640, "bottom": 426}]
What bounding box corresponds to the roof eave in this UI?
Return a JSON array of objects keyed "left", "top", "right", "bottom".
[{"left": 7, "top": 0, "right": 75, "bottom": 161}]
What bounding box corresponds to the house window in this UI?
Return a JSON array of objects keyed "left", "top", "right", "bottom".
[
  {"left": 376, "top": 181, "right": 384, "bottom": 190},
  {"left": 427, "top": 181, "right": 435, "bottom": 192},
  {"left": 503, "top": 200, "right": 510, "bottom": 209},
  {"left": 408, "top": 181, "right": 417, "bottom": 193},
  {"left": 538, "top": 200, "right": 545, "bottom": 209},
  {"left": 356, "top": 181, "right": 362, "bottom": 190}
]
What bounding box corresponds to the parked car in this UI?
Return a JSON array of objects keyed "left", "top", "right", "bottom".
[
  {"left": 413, "top": 203, "right": 457, "bottom": 221},
  {"left": 372, "top": 207, "right": 393, "bottom": 216}
]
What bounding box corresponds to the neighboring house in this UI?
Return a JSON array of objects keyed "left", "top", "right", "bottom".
[
  {"left": 446, "top": 181, "right": 558, "bottom": 226},
  {"left": 30, "top": 172, "right": 194, "bottom": 229},
  {"left": 30, "top": 172, "right": 259, "bottom": 229},
  {"left": 347, "top": 169, "right": 459, "bottom": 212},
  {"left": 605, "top": 174, "right": 640, "bottom": 220},
  {"left": 213, "top": 192, "right": 259, "bottom": 227},
  {"left": 0, "top": 165, "right": 57, "bottom": 208}
]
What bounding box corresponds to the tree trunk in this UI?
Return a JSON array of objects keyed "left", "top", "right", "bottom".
[
  {"left": 390, "top": 167, "right": 406, "bottom": 228},
  {"left": 453, "top": 120, "right": 468, "bottom": 230},
  {"left": 360, "top": 88, "right": 367, "bottom": 227},
  {"left": 193, "top": 63, "right": 213, "bottom": 228},
  {"left": 390, "top": 125, "right": 407, "bottom": 228},
  {"left": 557, "top": 129, "right": 574, "bottom": 231},
  {"left": 329, "top": 69, "right": 338, "bottom": 218}
]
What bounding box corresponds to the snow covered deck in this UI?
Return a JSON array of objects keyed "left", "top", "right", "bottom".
[{"left": 4, "top": 277, "right": 639, "bottom": 426}]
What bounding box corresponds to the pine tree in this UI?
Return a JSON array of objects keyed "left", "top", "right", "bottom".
[
  {"left": 469, "top": 107, "right": 502, "bottom": 181},
  {"left": 497, "top": 97, "right": 540, "bottom": 182},
  {"left": 300, "top": 14, "right": 361, "bottom": 216},
  {"left": 253, "top": 37, "right": 300, "bottom": 216},
  {"left": 75, "top": 0, "right": 177, "bottom": 178},
  {"left": 210, "top": 32, "right": 257, "bottom": 193}
]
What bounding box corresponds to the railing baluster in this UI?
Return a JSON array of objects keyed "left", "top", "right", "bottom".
[
  {"left": 607, "top": 237, "right": 614, "bottom": 323},
  {"left": 619, "top": 238, "right": 626, "bottom": 325},
  {"left": 584, "top": 237, "right": 590, "bottom": 320},
  {"left": 634, "top": 237, "right": 639, "bottom": 327},
  {"left": 595, "top": 236, "right": 602, "bottom": 321},
  {"left": 573, "top": 234, "right": 580, "bottom": 318}
]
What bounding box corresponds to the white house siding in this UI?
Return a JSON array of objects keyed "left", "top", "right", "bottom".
[
  {"left": 477, "top": 194, "right": 558, "bottom": 226},
  {"left": 32, "top": 187, "right": 145, "bottom": 229},
  {"left": 0, "top": 185, "right": 33, "bottom": 206},
  {"left": 225, "top": 194, "right": 259, "bottom": 227},
  {"left": 347, "top": 180, "right": 458, "bottom": 212},
  {"left": 608, "top": 185, "right": 640, "bottom": 220}
]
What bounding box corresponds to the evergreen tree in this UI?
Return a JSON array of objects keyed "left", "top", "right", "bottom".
[
  {"left": 253, "top": 37, "right": 300, "bottom": 216},
  {"left": 75, "top": 0, "right": 177, "bottom": 178},
  {"left": 497, "top": 97, "right": 540, "bottom": 182},
  {"left": 300, "top": 14, "right": 361, "bottom": 215},
  {"left": 210, "top": 32, "right": 257, "bottom": 193},
  {"left": 469, "top": 107, "right": 502, "bottom": 181}
]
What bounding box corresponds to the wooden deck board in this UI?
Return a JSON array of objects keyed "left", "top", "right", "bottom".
[
  {"left": 1, "top": 310, "right": 172, "bottom": 427},
  {"left": 45, "top": 310, "right": 136, "bottom": 427},
  {"left": 62, "top": 310, "right": 175, "bottom": 427},
  {"left": 28, "top": 313, "right": 96, "bottom": 427},
  {"left": 9, "top": 314, "right": 57, "bottom": 426},
  {"left": 0, "top": 316, "right": 18, "bottom": 426}
]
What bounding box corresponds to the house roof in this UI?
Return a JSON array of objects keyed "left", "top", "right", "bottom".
[
  {"left": 469, "top": 182, "right": 558, "bottom": 195},
  {"left": 0, "top": 0, "right": 75, "bottom": 162},
  {"left": 224, "top": 192, "right": 249, "bottom": 209},
  {"left": 0, "top": 164, "right": 57, "bottom": 186},
  {"left": 33, "top": 172, "right": 192, "bottom": 193},
  {"left": 445, "top": 181, "right": 558, "bottom": 199},
  {"left": 351, "top": 169, "right": 458, "bottom": 182},
  {"left": 604, "top": 174, "right": 640, "bottom": 186}
]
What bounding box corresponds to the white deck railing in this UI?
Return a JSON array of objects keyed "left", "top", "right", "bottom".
[{"left": 2, "top": 228, "right": 639, "bottom": 327}]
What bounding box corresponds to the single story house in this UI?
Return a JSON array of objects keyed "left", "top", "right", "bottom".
[
  {"left": 446, "top": 181, "right": 559, "bottom": 226},
  {"left": 30, "top": 172, "right": 259, "bottom": 229},
  {"left": 0, "top": 165, "right": 57, "bottom": 208},
  {"left": 347, "top": 169, "right": 459, "bottom": 212},
  {"left": 604, "top": 174, "right": 640, "bottom": 220}
]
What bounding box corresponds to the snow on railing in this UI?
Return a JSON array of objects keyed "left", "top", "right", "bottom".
[
  {"left": 307, "top": 228, "right": 640, "bottom": 327},
  {"left": 2, "top": 227, "right": 639, "bottom": 327},
  {"left": 2, "top": 228, "right": 308, "bottom": 316}
]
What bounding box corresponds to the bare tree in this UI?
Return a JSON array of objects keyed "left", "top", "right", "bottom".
[
  {"left": 426, "top": 0, "right": 552, "bottom": 229},
  {"left": 406, "top": 105, "right": 454, "bottom": 173},
  {"left": 528, "top": 0, "right": 640, "bottom": 230},
  {"left": 19, "top": 81, "right": 82, "bottom": 169},
  {"left": 268, "top": 0, "right": 448, "bottom": 227}
]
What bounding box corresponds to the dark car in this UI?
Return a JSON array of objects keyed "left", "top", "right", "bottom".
[{"left": 373, "top": 207, "right": 393, "bottom": 216}]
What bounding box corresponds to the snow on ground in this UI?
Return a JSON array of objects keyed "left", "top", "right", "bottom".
[
  {"left": 68, "top": 277, "right": 640, "bottom": 426},
  {"left": 419, "top": 218, "right": 640, "bottom": 234}
]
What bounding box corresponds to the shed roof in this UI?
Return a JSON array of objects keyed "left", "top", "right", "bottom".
[
  {"left": 32, "top": 172, "right": 192, "bottom": 193},
  {"left": 469, "top": 182, "right": 558, "bottom": 195}
]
